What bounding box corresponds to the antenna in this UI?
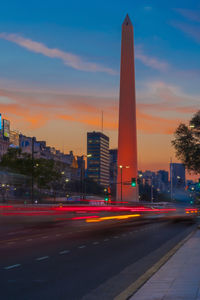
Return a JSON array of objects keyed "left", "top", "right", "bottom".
[{"left": 101, "top": 110, "right": 104, "bottom": 132}]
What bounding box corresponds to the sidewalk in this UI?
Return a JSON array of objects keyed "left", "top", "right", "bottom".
[{"left": 130, "top": 229, "right": 200, "bottom": 300}]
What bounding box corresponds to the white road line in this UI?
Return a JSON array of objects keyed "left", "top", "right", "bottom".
[
  {"left": 104, "top": 238, "right": 109, "bottom": 241},
  {"left": 59, "top": 250, "right": 70, "bottom": 255},
  {"left": 36, "top": 256, "right": 49, "bottom": 261},
  {"left": 27, "top": 239, "right": 32, "bottom": 242},
  {"left": 79, "top": 245, "right": 86, "bottom": 249},
  {"left": 93, "top": 242, "right": 99, "bottom": 245},
  {"left": 114, "top": 236, "right": 119, "bottom": 239},
  {"left": 4, "top": 264, "right": 21, "bottom": 270},
  {"left": 42, "top": 236, "right": 48, "bottom": 239}
]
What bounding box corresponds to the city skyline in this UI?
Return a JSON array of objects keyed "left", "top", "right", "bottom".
[{"left": 0, "top": 1, "right": 200, "bottom": 175}]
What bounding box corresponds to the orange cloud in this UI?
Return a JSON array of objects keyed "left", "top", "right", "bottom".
[{"left": 0, "top": 81, "right": 198, "bottom": 136}]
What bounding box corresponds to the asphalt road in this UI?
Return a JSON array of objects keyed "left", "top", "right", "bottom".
[{"left": 0, "top": 219, "right": 196, "bottom": 300}]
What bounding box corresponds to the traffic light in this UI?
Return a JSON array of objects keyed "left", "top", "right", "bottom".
[
  {"left": 104, "top": 188, "right": 109, "bottom": 202},
  {"left": 131, "top": 178, "right": 136, "bottom": 187}
]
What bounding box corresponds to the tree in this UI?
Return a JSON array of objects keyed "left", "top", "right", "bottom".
[
  {"left": 0, "top": 148, "right": 32, "bottom": 175},
  {"left": 0, "top": 148, "right": 62, "bottom": 191},
  {"left": 172, "top": 111, "right": 200, "bottom": 174}
]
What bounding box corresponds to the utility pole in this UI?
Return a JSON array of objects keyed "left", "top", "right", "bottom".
[
  {"left": 101, "top": 110, "right": 104, "bottom": 133},
  {"left": 120, "top": 167, "right": 123, "bottom": 202},
  {"left": 80, "top": 156, "right": 84, "bottom": 200},
  {"left": 170, "top": 158, "right": 173, "bottom": 201},
  {"left": 151, "top": 182, "right": 153, "bottom": 202},
  {"left": 31, "top": 137, "right": 34, "bottom": 204}
]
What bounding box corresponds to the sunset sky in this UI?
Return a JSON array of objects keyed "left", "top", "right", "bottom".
[{"left": 0, "top": 0, "right": 200, "bottom": 175}]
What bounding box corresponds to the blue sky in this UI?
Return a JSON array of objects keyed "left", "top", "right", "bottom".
[{"left": 0, "top": 0, "right": 199, "bottom": 172}]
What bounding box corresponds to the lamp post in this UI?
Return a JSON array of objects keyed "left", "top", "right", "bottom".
[
  {"left": 31, "top": 137, "right": 34, "bottom": 204},
  {"left": 118, "top": 165, "right": 130, "bottom": 202}
]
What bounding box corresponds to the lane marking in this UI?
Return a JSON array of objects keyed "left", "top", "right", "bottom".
[
  {"left": 114, "top": 236, "right": 119, "bottom": 239},
  {"left": 42, "top": 236, "right": 48, "bottom": 239},
  {"left": 36, "top": 256, "right": 49, "bottom": 261},
  {"left": 4, "top": 264, "right": 21, "bottom": 270},
  {"left": 59, "top": 250, "right": 70, "bottom": 255},
  {"left": 79, "top": 245, "right": 86, "bottom": 249},
  {"left": 93, "top": 242, "right": 99, "bottom": 245},
  {"left": 27, "top": 239, "right": 32, "bottom": 242},
  {"left": 0, "top": 234, "right": 44, "bottom": 245},
  {"left": 104, "top": 238, "right": 109, "bottom": 241}
]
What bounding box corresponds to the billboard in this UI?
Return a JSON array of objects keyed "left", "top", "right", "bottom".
[{"left": 3, "top": 119, "right": 10, "bottom": 138}]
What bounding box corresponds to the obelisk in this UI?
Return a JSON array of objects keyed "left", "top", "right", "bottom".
[{"left": 117, "top": 14, "right": 138, "bottom": 202}]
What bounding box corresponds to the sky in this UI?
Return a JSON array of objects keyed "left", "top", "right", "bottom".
[{"left": 0, "top": 0, "right": 200, "bottom": 176}]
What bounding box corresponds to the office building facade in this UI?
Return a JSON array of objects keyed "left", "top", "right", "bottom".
[
  {"left": 87, "top": 132, "right": 109, "bottom": 187},
  {"left": 109, "top": 149, "right": 118, "bottom": 196}
]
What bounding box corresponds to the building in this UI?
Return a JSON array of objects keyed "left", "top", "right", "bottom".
[
  {"left": 19, "top": 134, "right": 33, "bottom": 154},
  {"left": 0, "top": 137, "right": 9, "bottom": 159},
  {"left": 117, "top": 15, "right": 138, "bottom": 202},
  {"left": 157, "top": 170, "right": 169, "bottom": 192},
  {"left": 87, "top": 132, "right": 109, "bottom": 187},
  {"left": 158, "top": 170, "right": 168, "bottom": 185},
  {"left": 170, "top": 163, "right": 186, "bottom": 189},
  {"left": 109, "top": 149, "right": 118, "bottom": 196},
  {"left": 10, "top": 130, "right": 19, "bottom": 147}
]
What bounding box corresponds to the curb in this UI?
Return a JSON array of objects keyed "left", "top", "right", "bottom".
[{"left": 114, "top": 227, "right": 196, "bottom": 300}]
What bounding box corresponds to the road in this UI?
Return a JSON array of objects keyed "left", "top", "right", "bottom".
[{"left": 0, "top": 219, "right": 196, "bottom": 300}]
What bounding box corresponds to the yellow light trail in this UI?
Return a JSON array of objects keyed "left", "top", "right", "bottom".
[{"left": 86, "top": 214, "right": 140, "bottom": 223}]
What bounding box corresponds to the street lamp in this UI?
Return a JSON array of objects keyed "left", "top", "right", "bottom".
[
  {"left": 118, "top": 165, "right": 130, "bottom": 202},
  {"left": 81, "top": 154, "right": 92, "bottom": 200}
]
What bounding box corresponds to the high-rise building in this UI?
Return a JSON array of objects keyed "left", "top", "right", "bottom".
[
  {"left": 109, "top": 149, "right": 118, "bottom": 196},
  {"left": 117, "top": 14, "right": 138, "bottom": 202},
  {"left": 170, "top": 163, "right": 185, "bottom": 189},
  {"left": 158, "top": 170, "right": 169, "bottom": 185},
  {"left": 87, "top": 132, "right": 109, "bottom": 187}
]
